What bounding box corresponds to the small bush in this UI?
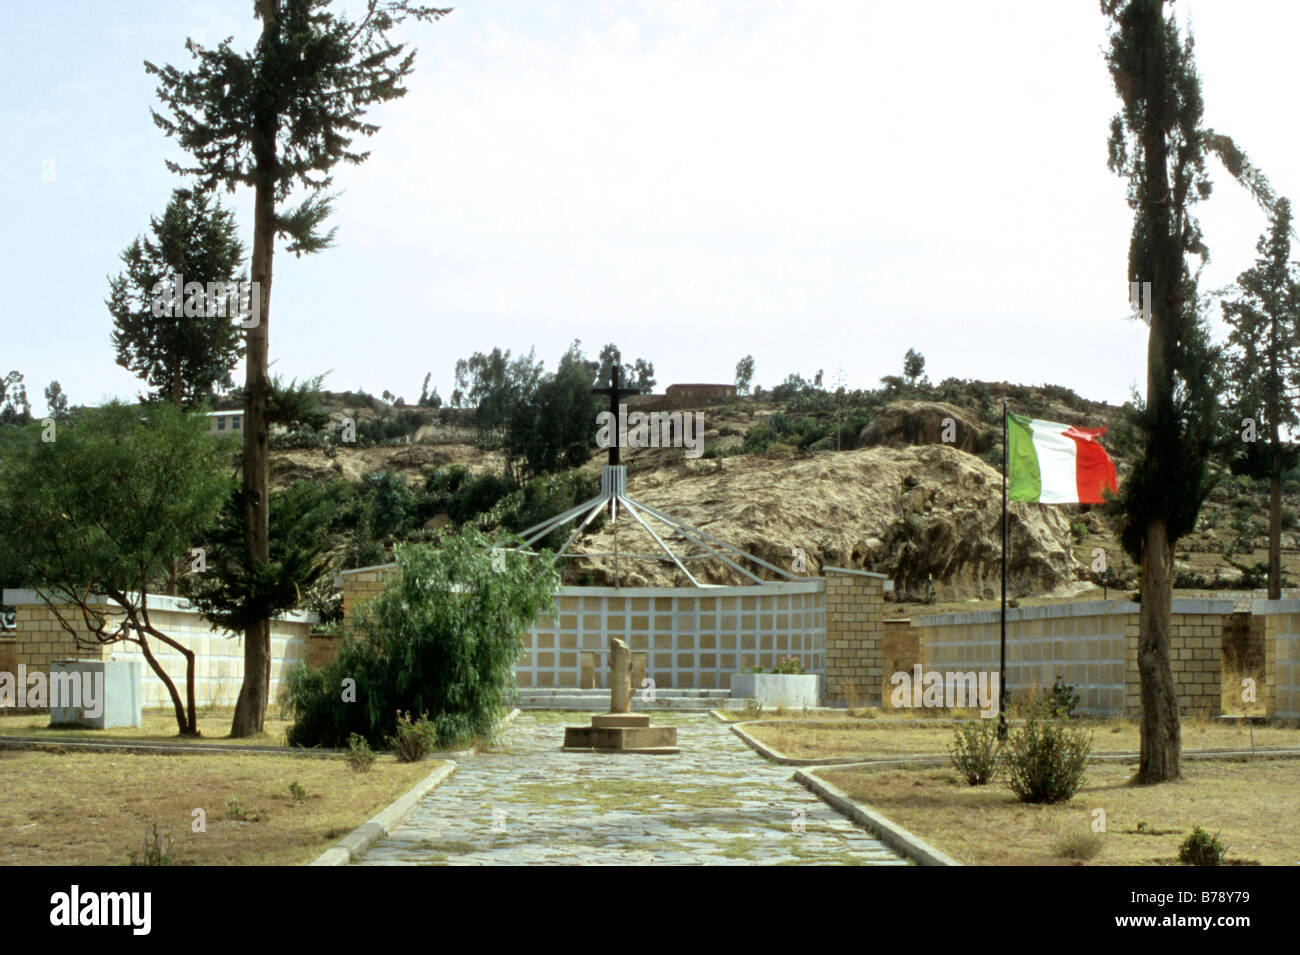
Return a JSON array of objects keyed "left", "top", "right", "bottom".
[
  {"left": 1003, "top": 707, "right": 1093, "bottom": 804},
  {"left": 1179, "top": 827, "right": 1227, "bottom": 866},
  {"left": 1054, "top": 830, "right": 1104, "bottom": 861},
  {"left": 225, "top": 796, "right": 250, "bottom": 821},
  {"left": 345, "top": 733, "right": 376, "bottom": 773},
  {"left": 386, "top": 710, "right": 438, "bottom": 763},
  {"left": 285, "top": 530, "right": 558, "bottom": 751},
  {"left": 948, "top": 720, "right": 1001, "bottom": 785},
  {"left": 289, "top": 781, "right": 308, "bottom": 802},
  {"left": 1070, "top": 520, "right": 1088, "bottom": 543},
  {"left": 741, "top": 699, "right": 763, "bottom": 720},
  {"left": 1043, "top": 678, "right": 1080, "bottom": 719},
  {"left": 128, "top": 823, "right": 173, "bottom": 866}
]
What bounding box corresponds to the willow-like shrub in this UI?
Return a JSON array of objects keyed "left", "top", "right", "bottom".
[{"left": 285, "top": 529, "right": 558, "bottom": 750}]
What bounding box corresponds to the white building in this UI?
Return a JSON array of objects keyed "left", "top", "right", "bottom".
[{"left": 205, "top": 410, "right": 244, "bottom": 435}]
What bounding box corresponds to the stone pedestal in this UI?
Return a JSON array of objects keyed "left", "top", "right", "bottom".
[{"left": 563, "top": 638, "right": 679, "bottom": 754}]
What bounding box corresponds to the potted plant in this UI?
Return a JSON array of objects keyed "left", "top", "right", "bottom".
[{"left": 730, "top": 656, "right": 819, "bottom": 708}]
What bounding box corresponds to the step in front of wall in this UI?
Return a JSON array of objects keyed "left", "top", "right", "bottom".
[{"left": 513, "top": 688, "right": 733, "bottom": 711}]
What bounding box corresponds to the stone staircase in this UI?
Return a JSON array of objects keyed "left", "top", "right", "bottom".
[{"left": 512, "top": 687, "right": 734, "bottom": 711}]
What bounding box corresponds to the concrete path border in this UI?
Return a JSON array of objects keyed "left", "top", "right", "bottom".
[
  {"left": 311, "top": 760, "right": 458, "bottom": 866},
  {"left": 729, "top": 720, "right": 1300, "bottom": 767},
  {"left": 795, "top": 768, "right": 962, "bottom": 867},
  {"left": 738, "top": 717, "right": 1300, "bottom": 867},
  {"left": 0, "top": 706, "right": 523, "bottom": 760},
  {"left": 310, "top": 707, "right": 521, "bottom": 866}
]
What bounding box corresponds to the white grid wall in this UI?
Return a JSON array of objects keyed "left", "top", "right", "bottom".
[
  {"left": 517, "top": 582, "right": 827, "bottom": 690},
  {"left": 914, "top": 604, "right": 1132, "bottom": 715}
]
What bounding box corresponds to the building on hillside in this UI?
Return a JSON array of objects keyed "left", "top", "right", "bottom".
[
  {"left": 664, "top": 383, "right": 736, "bottom": 404},
  {"left": 205, "top": 409, "right": 289, "bottom": 438},
  {"left": 206, "top": 410, "right": 243, "bottom": 435}
]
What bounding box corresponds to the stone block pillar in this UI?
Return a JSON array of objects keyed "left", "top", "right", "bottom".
[{"left": 823, "top": 568, "right": 886, "bottom": 707}]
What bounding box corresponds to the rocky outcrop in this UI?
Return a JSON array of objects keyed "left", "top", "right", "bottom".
[
  {"left": 857, "top": 400, "right": 994, "bottom": 455},
  {"left": 570, "top": 444, "right": 1079, "bottom": 599}
]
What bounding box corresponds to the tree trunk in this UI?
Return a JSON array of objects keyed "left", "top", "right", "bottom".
[
  {"left": 230, "top": 4, "right": 278, "bottom": 738},
  {"left": 167, "top": 356, "right": 183, "bottom": 595},
  {"left": 136, "top": 634, "right": 197, "bottom": 737},
  {"left": 1132, "top": 0, "right": 1181, "bottom": 784},
  {"left": 1268, "top": 328, "right": 1282, "bottom": 600},
  {"left": 1136, "top": 518, "right": 1181, "bottom": 782},
  {"left": 1269, "top": 459, "right": 1282, "bottom": 600}
]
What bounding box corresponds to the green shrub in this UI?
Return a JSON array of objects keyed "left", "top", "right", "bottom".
[
  {"left": 224, "top": 796, "right": 250, "bottom": 821},
  {"left": 128, "top": 823, "right": 174, "bottom": 866},
  {"left": 1179, "top": 827, "right": 1227, "bottom": 866},
  {"left": 1003, "top": 706, "right": 1093, "bottom": 804},
  {"left": 345, "top": 733, "right": 376, "bottom": 773},
  {"left": 948, "top": 719, "right": 1001, "bottom": 785},
  {"left": 770, "top": 656, "right": 804, "bottom": 675},
  {"left": 386, "top": 710, "right": 438, "bottom": 762},
  {"left": 1042, "top": 678, "right": 1080, "bottom": 719},
  {"left": 1054, "top": 830, "right": 1104, "bottom": 861},
  {"left": 289, "top": 781, "right": 308, "bottom": 802},
  {"left": 285, "top": 528, "right": 559, "bottom": 750},
  {"left": 1070, "top": 520, "right": 1088, "bottom": 543}
]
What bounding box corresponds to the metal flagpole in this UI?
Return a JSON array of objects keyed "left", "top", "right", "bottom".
[{"left": 999, "top": 400, "right": 1009, "bottom": 741}]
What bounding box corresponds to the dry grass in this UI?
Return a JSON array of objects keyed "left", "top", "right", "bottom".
[
  {"left": 0, "top": 707, "right": 294, "bottom": 746},
  {"left": 821, "top": 758, "right": 1300, "bottom": 865},
  {"left": 0, "top": 748, "right": 438, "bottom": 865},
  {"left": 744, "top": 717, "right": 1300, "bottom": 761}
]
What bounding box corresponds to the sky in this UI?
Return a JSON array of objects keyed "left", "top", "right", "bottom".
[{"left": 3, "top": 0, "right": 1299, "bottom": 417}]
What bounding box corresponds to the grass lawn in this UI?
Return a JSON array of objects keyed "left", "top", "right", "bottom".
[
  {"left": 0, "top": 748, "right": 439, "bottom": 865},
  {"left": 0, "top": 707, "right": 294, "bottom": 746},
  {"left": 820, "top": 758, "right": 1300, "bottom": 865},
  {"left": 743, "top": 717, "right": 1300, "bottom": 761}
]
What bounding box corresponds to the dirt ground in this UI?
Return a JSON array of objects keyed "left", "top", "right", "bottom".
[
  {"left": 821, "top": 758, "right": 1300, "bottom": 866},
  {"left": 0, "top": 748, "right": 437, "bottom": 865}
]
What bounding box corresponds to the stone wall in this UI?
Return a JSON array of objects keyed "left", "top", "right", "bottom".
[
  {"left": 339, "top": 563, "right": 893, "bottom": 701},
  {"left": 1251, "top": 600, "right": 1300, "bottom": 718},
  {"left": 340, "top": 564, "right": 396, "bottom": 626},
  {"left": 823, "top": 568, "right": 887, "bottom": 706},
  {"left": 907, "top": 598, "right": 1232, "bottom": 717},
  {"left": 0, "top": 589, "right": 316, "bottom": 710},
  {"left": 1155, "top": 604, "right": 1232, "bottom": 718},
  {"left": 881, "top": 618, "right": 920, "bottom": 705}
]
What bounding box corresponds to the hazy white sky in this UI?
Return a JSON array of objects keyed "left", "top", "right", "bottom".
[{"left": 3, "top": 0, "right": 1298, "bottom": 415}]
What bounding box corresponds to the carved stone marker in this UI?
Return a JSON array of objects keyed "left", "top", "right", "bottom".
[
  {"left": 562, "top": 639, "right": 679, "bottom": 755},
  {"left": 609, "top": 638, "right": 632, "bottom": 713}
]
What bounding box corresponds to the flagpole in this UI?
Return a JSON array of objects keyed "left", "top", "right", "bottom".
[{"left": 999, "top": 399, "right": 1009, "bottom": 741}]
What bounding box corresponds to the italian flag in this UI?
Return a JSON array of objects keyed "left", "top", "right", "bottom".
[{"left": 1007, "top": 413, "right": 1118, "bottom": 505}]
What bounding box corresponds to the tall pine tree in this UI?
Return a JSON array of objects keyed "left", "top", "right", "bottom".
[
  {"left": 108, "top": 187, "right": 246, "bottom": 408},
  {"left": 145, "top": 0, "right": 449, "bottom": 736},
  {"left": 1222, "top": 198, "right": 1300, "bottom": 599},
  {"left": 1102, "top": 0, "right": 1283, "bottom": 781},
  {"left": 1103, "top": 0, "right": 1219, "bottom": 783}
]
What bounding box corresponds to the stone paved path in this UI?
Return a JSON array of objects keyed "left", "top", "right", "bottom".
[{"left": 356, "top": 712, "right": 909, "bottom": 865}]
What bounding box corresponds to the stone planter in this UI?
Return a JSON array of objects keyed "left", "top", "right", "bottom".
[{"left": 729, "top": 672, "right": 819, "bottom": 708}]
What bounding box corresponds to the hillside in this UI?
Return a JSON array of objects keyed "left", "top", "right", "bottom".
[{"left": 266, "top": 381, "right": 1300, "bottom": 610}]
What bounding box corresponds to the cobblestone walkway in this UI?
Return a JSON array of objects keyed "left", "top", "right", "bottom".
[{"left": 356, "top": 712, "right": 908, "bottom": 865}]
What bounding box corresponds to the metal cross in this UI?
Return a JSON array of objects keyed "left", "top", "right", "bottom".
[{"left": 591, "top": 364, "right": 639, "bottom": 466}]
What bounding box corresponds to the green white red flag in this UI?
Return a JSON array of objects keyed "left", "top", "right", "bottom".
[{"left": 1007, "top": 413, "right": 1118, "bottom": 505}]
